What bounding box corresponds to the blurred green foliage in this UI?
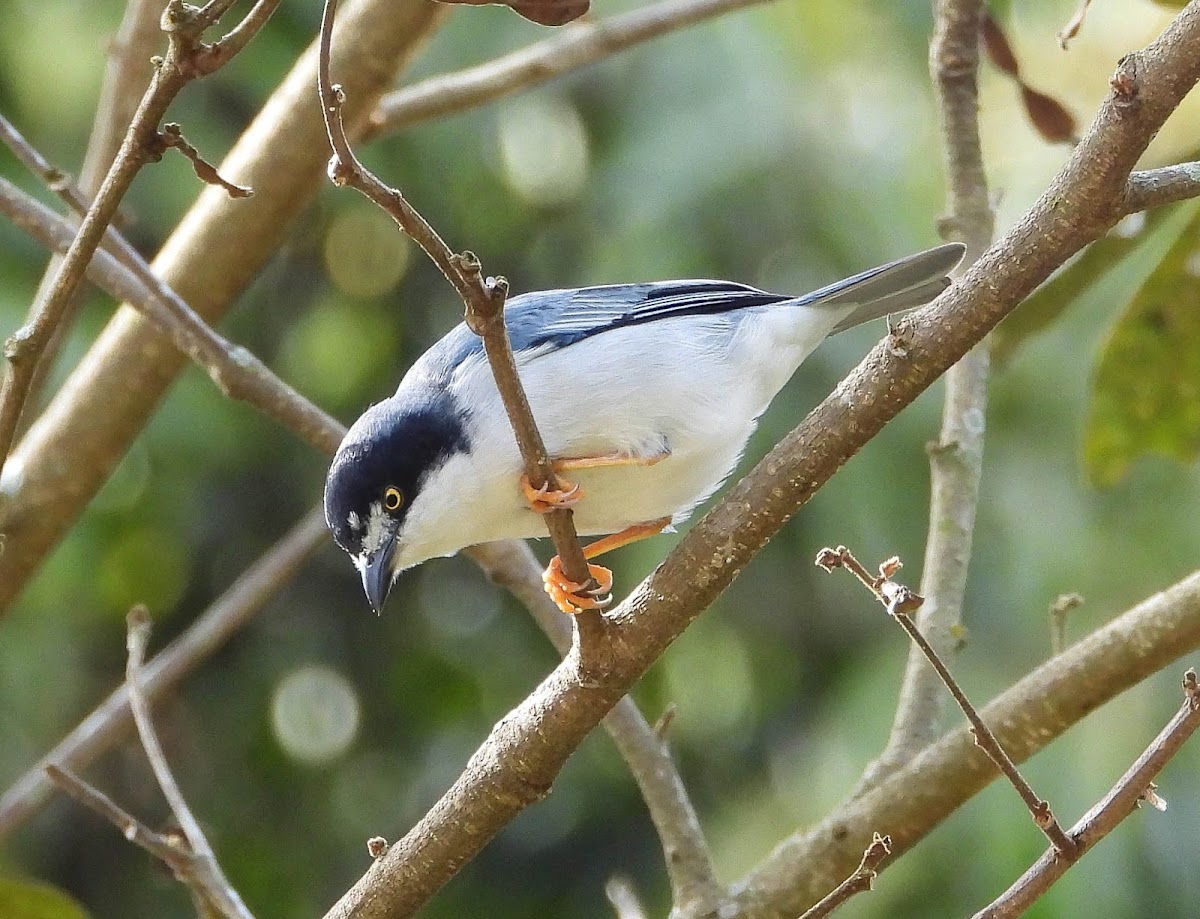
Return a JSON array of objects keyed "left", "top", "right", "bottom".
[{"left": 0, "top": 1, "right": 1198, "bottom": 918}]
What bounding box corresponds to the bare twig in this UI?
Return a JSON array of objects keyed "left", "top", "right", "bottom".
[
  {"left": 818, "top": 547, "right": 1076, "bottom": 857},
  {"left": 366, "top": 0, "right": 777, "bottom": 138},
  {"left": 124, "top": 606, "right": 254, "bottom": 919},
  {"left": 1122, "top": 161, "right": 1200, "bottom": 213},
  {"left": 797, "top": 833, "right": 891, "bottom": 919},
  {"left": 713, "top": 572, "right": 1200, "bottom": 919},
  {"left": 0, "top": 0, "right": 274, "bottom": 479},
  {"left": 1058, "top": 0, "right": 1094, "bottom": 49},
  {"left": 0, "top": 509, "right": 327, "bottom": 840},
  {"left": 859, "top": 0, "right": 995, "bottom": 793},
  {"left": 153, "top": 123, "right": 254, "bottom": 197},
  {"left": 973, "top": 670, "right": 1200, "bottom": 918},
  {"left": 47, "top": 765, "right": 251, "bottom": 918},
  {"left": 316, "top": 0, "right": 606, "bottom": 656}
]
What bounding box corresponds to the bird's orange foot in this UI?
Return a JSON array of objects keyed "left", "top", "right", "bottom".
[
  {"left": 520, "top": 472, "right": 584, "bottom": 514},
  {"left": 542, "top": 556, "right": 614, "bottom": 614}
]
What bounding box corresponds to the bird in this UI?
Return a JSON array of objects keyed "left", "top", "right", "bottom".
[{"left": 324, "top": 242, "right": 965, "bottom": 615}]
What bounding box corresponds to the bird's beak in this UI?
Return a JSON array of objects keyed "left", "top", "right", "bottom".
[{"left": 359, "top": 530, "right": 399, "bottom": 614}]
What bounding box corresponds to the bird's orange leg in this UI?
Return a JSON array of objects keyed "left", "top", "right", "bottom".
[
  {"left": 543, "top": 516, "right": 673, "bottom": 614},
  {"left": 519, "top": 446, "right": 671, "bottom": 514}
]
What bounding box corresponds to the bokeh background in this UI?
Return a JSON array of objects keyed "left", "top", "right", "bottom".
[{"left": 1, "top": 0, "right": 1198, "bottom": 916}]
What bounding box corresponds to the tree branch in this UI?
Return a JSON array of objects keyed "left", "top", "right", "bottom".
[
  {"left": 468, "top": 541, "right": 723, "bottom": 914},
  {"left": 322, "top": 6, "right": 1200, "bottom": 913},
  {"left": 1122, "top": 161, "right": 1200, "bottom": 213},
  {"left": 819, "top": 548, "right": 1074, "bottom": 856},
  {"left": 0, "top": 0, "right": 273, "bottom": 480},
  {"left": 0, "top": 0, "right": 446, "bottom": 616},
  {"left": 972, "top": 670, "right": 1200, "bottom": 918},
  {"left": 0, "top": 176, "right": 343, "bottom": 456},
  {"left": 365, "top": 0, "right": 778, "bottom": 138},
  {"left": 15, "top": 0, "right": 167, "bottom": 423},
  {"left": 858, "top": 0, "right": 995, "bottom": 793},
  {"left": 796, "top": 834, "right": 890, "bottom": 919},
  {"left": 317, "top": 0, "right": 606, "bottom": 657}
]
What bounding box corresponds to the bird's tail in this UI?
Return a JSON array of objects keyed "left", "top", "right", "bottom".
[{"left": 802, "top": 242, "right": 965, "bottom": 335}]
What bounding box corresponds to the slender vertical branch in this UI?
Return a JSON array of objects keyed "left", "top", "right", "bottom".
[
  {"left": 315, "top": 0, "right": 607, "bottom": 659},
  {"left": 859, "top": 0, "right": 995, "bottom": 792}
]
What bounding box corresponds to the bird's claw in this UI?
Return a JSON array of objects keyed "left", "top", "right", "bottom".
[
  {"left": 543, "top": 556, "right": 613, "bottom": 614},
  {"left": 521, "top": 473, "right": 584, "bottom": 514}
]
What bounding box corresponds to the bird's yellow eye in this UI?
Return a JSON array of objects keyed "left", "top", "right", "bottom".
[{"left": 382, "top": 486, "right": 404, "bottom": 512}]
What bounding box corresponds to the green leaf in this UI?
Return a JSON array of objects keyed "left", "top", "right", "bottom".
[
  {"left": 1084, "top": 199, "right": 1200, "bottom": 487},
  {"left": 0, "top": 878, "right": 90, "bottom": 919}
]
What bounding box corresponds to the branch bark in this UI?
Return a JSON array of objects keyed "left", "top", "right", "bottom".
[
  {"left": 322, "top": 6, "right": 1200, "bottom": 912},
  {"left": 0, "top": 0, "right": 446, "bottom": 616},
  {"left": 366, "top": 0, "right": 778, "bottom": 138}
]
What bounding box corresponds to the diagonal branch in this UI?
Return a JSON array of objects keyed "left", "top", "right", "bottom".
[
  {"left": 366, "top": 0, "right": 779, "bottom": 138},
  {"left": 0, "top": 0, "right": 446, "bottom": 618},
  {"left": 322, "top": 6, "right": 1200, "bottom": 913},
  {"left": 0, "top": 508, "right": 328, "bottom": 840},
  {"left": 972, "top": 670, "right": 1200, "bottom": 918},
  {"left": 0, "top": 0, "right": 275, "bottom": 479}
]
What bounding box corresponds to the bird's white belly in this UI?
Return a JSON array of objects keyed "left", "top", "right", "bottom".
[{"left": 397, "top": 305, "right": 846, "bottom": 567}]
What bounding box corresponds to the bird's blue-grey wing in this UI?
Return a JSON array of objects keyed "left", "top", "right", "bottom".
[{"left": 402, "top": 243, "right": 962, "bottom": 384}]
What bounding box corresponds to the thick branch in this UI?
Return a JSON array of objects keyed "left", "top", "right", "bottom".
[
  {"left": 367, "top": 0, "right": 777, "bottom": 137},
  {"left": 468, "top": 541, "right": 722, "bottom": 913},
  {"left": 322, "top": 7, "right": 1200, "bottom": 913}
]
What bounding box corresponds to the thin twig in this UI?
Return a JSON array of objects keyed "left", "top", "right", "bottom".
[
  {"left": 1122, "top": 161, "right": 1200, "bottom": 213},
  {"left": 817, "top": 547, "right": 1077, "bottom": 857},
  {"left": 0, "top": 509, "right": 327, "bottom": 840},
  {"left": 858, "top": 0, "right": 995, "bottom": 795},
  {"left": 316, "top": 0, "right": 607, "bottom": 657},
  {"left": 15, "top": 0, "right": 166, "bottom": 423},
  {"left": 797, "top": 833, "right": 891, "bottom": 919},
  {"left": 0, "top": 0, "right": 274, "bottom": 483},
  {"left": 124, "top": 607, "right": 254, "bottom": 919},
  {"left": 366, "top": 0, "right": 777, "bottom": 138},
  {"left": 972, "top": 670, "right": 1200, "bottom": 918}
]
